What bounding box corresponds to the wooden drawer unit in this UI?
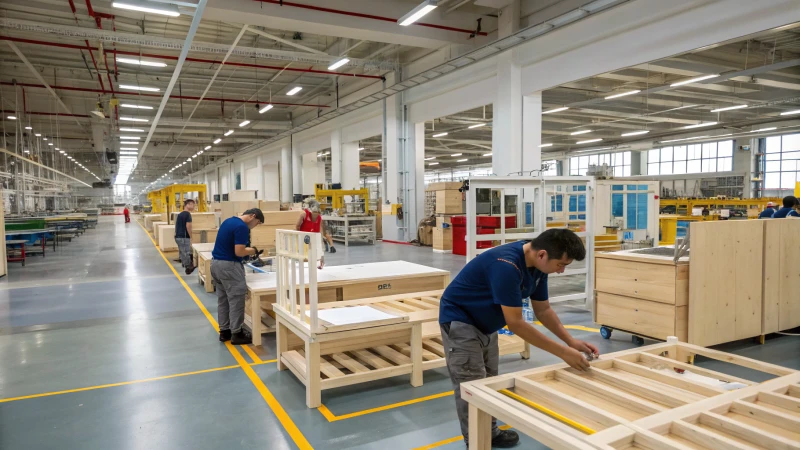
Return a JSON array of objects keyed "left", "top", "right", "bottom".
[
  {"left": 595, "top": 254, "right": 688, "bottom": 305},
  {"left": 596, "top": 293, "right": 687, "bottom": 341}
]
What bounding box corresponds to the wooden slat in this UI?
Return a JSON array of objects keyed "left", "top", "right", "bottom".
[
  {"left": 758, "top": 391, "right": 800, "bottom": 414},
  {"left": 390, "top": 343, "right": 438, "bottom": 361},
  {"left": 580, "top": 367, "right": 690, "bottom": 408},
  {"left": 612, "top": 359, "right": 724, "bottom": 397},
  {"left": 670, "top": 420, "right": 759, "bottom": 450},
  {"left": 423, "top": 339, "right": 446, "bottom": 357},
  {"left": 729, "top": 400, "right": 800, "bottom": 434},
  {"left": 382, "top": 301, "right": 415, "bottom": 313},
  {"left": 514, "top": 377, "right": 626, "bottom": 428},
  {"left": 319, "top": 356, "right": 346, "bottom": 378},
  {"left": 555, "top": 370, "right": 667, "bottom": 415},
  {"left": 330, "top": 352, "right": 370, "bottom": 374},
  {"left": 637, "top": 353, "right": 754, "bottom": 386},
  {"left": 700, "top": 411, "right": 800, "bottom": 450},
  {"left": 372, "top": 345, "right": 411, "bottom": 365},
  {"left": 371, "top": 302, "right": 407, "bottom": 315},
  {"left": 351, "top": 349, "right": 393, "bottom": 369},
  {"left": 419, "top": 296, "right": 441, "bottom": 306},
  {"left": 403, "top": 299, "right": 433, "bottom": 310},
  {"left": 395, "top": 301, "right": 425, "bottom": 311}
]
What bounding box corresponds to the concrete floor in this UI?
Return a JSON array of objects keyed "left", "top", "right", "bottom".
[{"left": 1, "top": 216, "right": 797, "bottom": 449}]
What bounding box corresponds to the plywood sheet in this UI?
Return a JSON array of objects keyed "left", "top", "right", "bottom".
[
  {"left": 689, "top": 221, "right": 763, "bottom": 347},
  {"left": 763, "top": 219, "right": 800, "bottom": 333},
  {"left": 313, "top": 306, "right": 401, "bottom": 326}
]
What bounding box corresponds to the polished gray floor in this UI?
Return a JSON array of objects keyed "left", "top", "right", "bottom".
[{"left": 1, "top": 216, "right": 797, "bottom": 450}]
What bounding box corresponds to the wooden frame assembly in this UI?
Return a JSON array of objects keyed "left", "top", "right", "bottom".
[{"left": 462, "top": 338, "right": 799, "bottom": 449}]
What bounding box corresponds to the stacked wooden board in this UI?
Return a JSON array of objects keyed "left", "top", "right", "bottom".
[
  {"left": 426, "top": 182, "right": 462, "bottom": 252},
  {"left": 462, "top": 340, "right": 799, "bottom": 450},
  {"left": 250, "top": 210, "right": 301, "bottom": 249},
  {"left": 144, "top": 214, "right": 167, "bottom": 231}
]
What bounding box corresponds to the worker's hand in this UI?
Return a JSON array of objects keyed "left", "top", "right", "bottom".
[
  {"left": 560, "top": 346, "right": 591, "bottom": 371},
  {"left": 568, "top": 339, "right": 599, "bottom": 359}
]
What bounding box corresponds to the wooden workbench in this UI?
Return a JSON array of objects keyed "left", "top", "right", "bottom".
[
  {"left": 245, "top": 260, "right": 452, "bottom": 345},
  {"left": 462, "top": 339, "right": 799, "bottom": 450}
]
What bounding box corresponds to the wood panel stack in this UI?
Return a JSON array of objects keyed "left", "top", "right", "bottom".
[
  {"left": 763, "top": 219, "right": 800, "bottom": 336},
  {"left": 157, "top": 225, "right": 178, "bottom": 251},
  {"left": 220, "top": 201, "right": 259, "bottom": 221},
  {"left": 426, "top": 182, "right": 462, "bottom": 253},
  {"left": 250, "top": 210, "right": 301, "bottom": 249},
  {"left": 433, "top": 216, "right": 453, "bottom": 253},
  {"left": 258, "top": 200, "right": 281, "bottom": 212},
  {"left": 144, "top": 214, "right": 167, "bottom": 231}
]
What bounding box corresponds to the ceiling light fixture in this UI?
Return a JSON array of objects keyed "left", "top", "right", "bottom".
[
  {"left": 119, "top": 85, "right": 160, "bottom": 92},
  {"left": 570, "top": 130, "right": 592, "bottom": 135},
  {"left": 542, "top": 107, "right": 568, "bottom": 114},
  {"left": 121, "top": 104, "right": 153, "bottom": 110},
  {"left": 120, "top": 147, "right": 139, "bottom": 150},
  {"left": 48, "top": 142, "right": 53, "bottom": 146},
  {"left": 750, "top": 127, "right": 777, "bottom": 133},
  {"left": 432, "top": 132, "right": 448, "bottom": 138},
  {"left": 398, "top": 0, "right": 438, "bottom": 26},
  {"left": 286, "top": 86, "right": 303, "bottom": 96},
  {"left": 450, "top": 153, "right": 462, "bottom": 157},
  {"left": 660, "top": 136, "right": 710, "bottom": 143},
  {"left": 682, "top": 122, "right": 717, "bottom": 129},
  {"left": 112, "top": 0, "right": 180, "bottom": 17},
  {"left": 538, "top": 143, "right": 553, "bottom": 148},
  {"left": 224, "top": 130, "right": 234, "bottom": 136},
  {"left": 577, "top": 138, "right": 603, "bottom": 144},
  {"left": 35, "top": 133, "right": 41, "bottom": 137},
  {"left": 119, "top": 136, "right": 140, "bottom": 140},
  {"left": 204, "top": 145, "right": 211, "bottom": 150},
  {"left": 115, "top": 57, "right": 167, "bottom": 68},
  {"left": 605, "top": 90, "right": 640, "bottom": 100},
  {"left": 59, "top": 150, "right": 65, "bottom": 154},
  {"left": 25, "top": 126, "right": 32, "bottom": 130},
  {"left": 425, "top": 157, "right": 436, "bottom": 161},
  {"left": 327, "top": 58, "right": 350, "bottom": 71},
  {"left": 710, "top": 105, "right": 748, "bottom": 113},
  {"left": 239, "top": 120, "right": 250, "bottom": 127},
  {"left": 483, "top": 153, "right": 492, "bottom": 157},
  {"left": 259, "top": 104, "right": 273, "bottom": 113},
  {"left": 670, "top": 74, "right": 718, "bottom": 87},
  {"left": 120, "top": 117, "right": 149, "bottom": 122},
  {"left": 119, "top": 128, "right": 144, "bottom": 132},
  {"left": 119, "top": 151, "right": 138, "bottom": 155},
  {"left": 213, "top": 138, "right": 222, "bottom": 144},
  {"left": 428, "top": 162, "right": 439, "bottom": 166},
  {"left": 780, "top": 109, "right": 800, "bottom": 116},
  {"left": 621, "top": 130, "right": 650, "bottom": 137},
  {"left": 43, "top": 137, "right": 47, "bottom": 141},
  {"left": 468, "top": 123, "right": 487, "bottom": 129},
  {"left": 7, "top": 116, "right": 16, "bottom": 120},
  {"left": 456, "top": 158, "right": 468, "bottom": 162}
]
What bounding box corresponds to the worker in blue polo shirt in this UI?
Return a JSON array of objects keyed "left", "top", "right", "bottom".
[
  {"left": 758, "top": 201, "right": 777, "bottom": 219},
  {"left": 772, "top": 196, "right": 800, "bottom": 218},
  {"left": 439, "top": 228, "right": 598, "bottom": 448}
]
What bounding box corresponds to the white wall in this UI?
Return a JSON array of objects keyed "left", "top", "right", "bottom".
[
  {"left": 264, "top": 163, "right": 280, "bottom": 201},
  {"left": 302, "top": 152, "right": 325, "bottom": 195}
]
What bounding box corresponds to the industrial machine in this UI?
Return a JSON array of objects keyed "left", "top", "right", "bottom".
[
  {"left": 147, "top": 184, "right": 208, "bottom": 218},
  {"left": 313, "top": 184, "right": 371, "bottom": 215},
  {"left": 313, "top": 184, "right": 375, "bottom": 246}
]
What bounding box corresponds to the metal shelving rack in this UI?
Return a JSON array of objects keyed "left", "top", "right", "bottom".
[{"left": 322, "top": 216, "right": 376, "bottom": 246}]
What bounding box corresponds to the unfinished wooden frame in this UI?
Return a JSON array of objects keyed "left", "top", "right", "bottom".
[{"left": 462, "top": 339, "right": 799, "bottom": 450}]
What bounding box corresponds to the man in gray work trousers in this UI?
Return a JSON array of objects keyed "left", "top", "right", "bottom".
[
  {"left": 211, "top": 208, "right": 264, "bottom": 345},
  {"left": 174, "top": 198, "right": 196, "bottom": 275},
  {"left": 439, "top": 229, "right": 599, "bottom": 448}
]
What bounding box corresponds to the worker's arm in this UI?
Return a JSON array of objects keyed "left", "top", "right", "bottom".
[
  {"left": 234, "top": 244, "right": 257, "bottom": 258},
  {"left": 502, "top": 306, "right": 590, "bottom": 371},
  {"left": 186, "top": 220, "right": 192, "bottom": 238},
  {"left": 532, "top": 300, "right": 599, "bottom": 357},
  {"left": 295, "top": 212, "right": 305, "bottom": 231}
]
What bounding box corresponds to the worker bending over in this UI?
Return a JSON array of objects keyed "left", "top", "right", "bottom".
[
  {"left": 211, "top": 208, "right": 264, "bottom": 345},
  {"left": 758, "top": 201, "right": 776, "bottom": 219},
  {"left": 439, "top": 229, "right": 598, "bottom": 448},
  {"left": 175, "top": 199, "right": 196, "bottom": 275},
  {"left": 772, "top": 195, "right": 800, "bottom": 218},
  {"left": 296, "top": 199, "right": 336, "bottom": 253}
]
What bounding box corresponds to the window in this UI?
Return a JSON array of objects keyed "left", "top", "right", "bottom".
[
  {"left": 764, "top": 133, "right": 800, "bottom": 190},
  {"left": 542, "top": 160, "right": 557, "bottom": 176},
  {"left": 569, "top": 151, "right": 631, "bottom": 176},
  {"left": 647, "top": 140, "right": 733, "bottom": 175}
]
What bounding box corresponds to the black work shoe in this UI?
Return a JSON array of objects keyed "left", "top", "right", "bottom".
[
  {"left": 329, "top": 246, "right": 336, "bottom": 253},
  {"left": 231, "top": 331, "right": 252, "bottom": 345},
  {"left": 185, "top": 265, "right": 197, "bottom": 275},
  {"left": 173, "top": 258, "right": 182, "bottom": 262},
  {"left": 492, "top": 430, "right": 520, "bottom": 448},
  {"left": 219, "top": 329, "right": 231, "bottom": 342}
]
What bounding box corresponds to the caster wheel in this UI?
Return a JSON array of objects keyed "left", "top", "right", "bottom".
[
  {"left": 600, "top": 326, "right": 612, "bottom": 340},
  {"left": 632, "top": 335, "right": 645, "bottom": 346}
]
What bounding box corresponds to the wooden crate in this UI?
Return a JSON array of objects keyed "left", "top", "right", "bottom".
[
  {"left": 144, "top": 214, "right": 166, "bottom": 231},
  {"left": 258, "top": 200, "right": 281, "bottom": 212},
  {"left": 426, "top": 181, "right": 463, "bottom": 191},
  {"left": 170, "top": 212, "right": 217, "bottom": 229},
  {"left": 249, "top": 211, "right": 302, "bottom": 248},
  {"left": 462, "top": 339, "right": 799, "bottom": 450},
  {"left": 435, "top": 215, "right": 457, "bottom": 228},
  {"left": 763, "top": 219, "right": 800, "bottom": 334},
  {"left": 220, "top": 201, "right": 259, "bottom": 221},
  {"left": 157, "top": 225, "right": 178, "bottom": 251},
  {"left": 191, "top": 228, "right": 218, "bottom": 244},
  {"left": 435, "top": 190, "right": 463, "bottom": 214},
  {"left": 151, "top": 221, "right": 167, "bottom": 240},
  {"left": 229, "top": 190, "right": 257, "bottom": 201},
  {"left": 433, "top": 227, "right": 452, "bottom": 252}
]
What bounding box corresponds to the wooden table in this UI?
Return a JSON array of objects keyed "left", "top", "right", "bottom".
[
  {"left": 462, "top": 339, "right": 799, "bottom": 450},
  {"left": 245, "top": 260, "right": 451, "bottom": 346},
  {"left": 191, "top": 242, "right": 215, "bottom": 269}
]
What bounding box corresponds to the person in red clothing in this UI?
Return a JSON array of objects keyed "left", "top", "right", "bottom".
[
  {"left": 295, "top": 199, "right": 335, "bottom": 254},
  {"left": 123, "top": 205, "right": 130, "bottom": 223}
]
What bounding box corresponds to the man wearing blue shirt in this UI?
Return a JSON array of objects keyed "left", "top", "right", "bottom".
[
  {"left": 772, "top": 196, "right": 800, "bottom": 218},
  {"left": 439, "top": 229, "right": 598, "bottom": 448},
  {"left": 758, "top": 202, "right": 776, "bottom": 219},
  {"left": 211, "top": 208, "right": 264, "bottom": 345}
]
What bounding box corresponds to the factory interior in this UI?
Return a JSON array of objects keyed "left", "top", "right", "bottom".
[{"left": 1, "top": 0, "right": 800, "bottom": 449}]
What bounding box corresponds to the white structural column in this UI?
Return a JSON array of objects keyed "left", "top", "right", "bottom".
[
  {"left": 292, "top": 146, "right": 303, "bottom": 200},
  {"left": 280, "top": 146, "right": 292, "bottom": 203},
  {"left": 405, "top": 122, "right": 425, "bottom": 237},
  {"left": 383, "top": 93, "right": 401, "bottom": 241},
  {"left": 491, "top": 1, "right": 522, "bottom": 177},
  {"left": 255, "top": 155, "right": 264, "bottom": 199},
  {"left": 229, "top": 163, "right": 236, "bottom": 194},
  {"left": 330, "top": 129, "right": 342, "bottom": 185},
  {"left": 521, "top": 92, "right": 542, "bottom": 201},
  {"left": 239, "top": 161, "right": 246, "bottom": 191},
  {"left": 340, "top": 142, "right": 360, "bottom": 190}
]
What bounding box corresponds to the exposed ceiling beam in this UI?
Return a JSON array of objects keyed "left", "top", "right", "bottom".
[{"left": 245, "top": 26, "right": 328, "bottom": 56}]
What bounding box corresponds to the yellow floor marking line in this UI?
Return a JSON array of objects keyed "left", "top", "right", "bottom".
[
  {"left": 241, "top": 344, "right": 263, "bottom": 364},
  {"left": 412, "top": 425, "right": 512, "bottom": 450},
  {"left": 137, "top": 220, "right": 313, "bottom": 449},
  {"left": 0, "top": 365, "right": 240, "bottom": 403},
  {"left": 533, "top": 321, "right": 601, "bottom": 333},
  {"left": 318, "top": 391, "right": 454, "bottom": 422},
  {"left": 251, "top": 359, "right": 278, "bottom": 366},
  {"left": 499, "top": 389, "right": 596, "bottom": 434}
]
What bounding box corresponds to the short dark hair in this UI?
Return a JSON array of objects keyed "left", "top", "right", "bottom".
[
  {"left": 243, "top": 208, "right": 265, "bottom": 223},
  {"left": 530, "top": 228, "right": 586, "bottom": 261},
  {"left": 782, "top": 196, "right": 798, "bottom": 208},
  {"left": 184, "top": 199, "right": 195, "bottom": 206}
]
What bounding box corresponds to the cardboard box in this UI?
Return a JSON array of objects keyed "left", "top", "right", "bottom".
[
  {"left": 259, "top": 200, "right": 281, "bottom": 212},
  {"left": 418, "top": 225, "right": 433, "bottom": 246},
  {"left": 427, "top": 181, "right": 462, "bottom": 191},
  {"left": 436, "top": 190, "right": 463, "bottom": 214},
  {"left": 433, "top": 227, "right": 452, "bottom": 251}
]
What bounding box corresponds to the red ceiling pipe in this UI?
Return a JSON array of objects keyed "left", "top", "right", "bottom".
[
  {"left": 0, "top": 36, "right": 385, "bottom": 80},
  {"left": 2, "top": 109, "right": 90, "bottom": 118},
  {"left": 253, "top": 0, "right": 488, "bottom": 36},
  {"left": 66, "top": 0, "right": 106, "bottom": 91},
  {"left": 0, "top": 82, "right": 332, "bottom": 108}
]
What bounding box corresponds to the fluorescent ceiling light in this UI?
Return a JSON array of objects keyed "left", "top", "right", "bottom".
[
  {"left": 327, "top": 58, "right": 350, "bottom": 71},
  {"left": 239, "top": 120, "right": 250, "bottom": 127},
  {"left": 780, "top": 109, "right": 800, "bottom": 116},
  {"left": 710, "top": 104, "right": 748, "bottom": 113},
  {"left": 450, "top": 153, "right": 462, "bottom": 157},
  {"left": 55, "top": 148, "right": 60, "bottom": 150},
  {"left": 432, "top": 132, "right": 448, "bottom": 138},
  {"left": 398, "top": 0, "right": 437, "bottom": 26},
  {"left": 483, "top": 153, "right": 492, "bottom": 157},
  {"left": 428, "top": 162, "right": 439, "bottom": 166},
  {"left": 7, "top": 116, "right": 16, "bottom": 120},
  {"left": 224, "top": 129, "right": 234, "bottom": 136},
  {"left": 192, "top": 155, "right": 197, "bottom": 159},
  {"left": 116, "top": 57, "right": 167, "bottom": 68},
  {"left": 120, "top": 147, "right": 139, "bottom": 150},
  {"left": 542, "top": 107, "right": 568, "bottom": 114},
  {"left": 605, "top": 90, "right": 640, "bottom": 100},
  {"left": 120, "top": 151, "right": 138, "bottom": 155},
  {"left": 121, "top": 104, "right": 153, "bottom": 110},
  {"left": 577, "top": 138, "right": 603, "bottom": 144},
  {"left": 119, "top": 128, "right": 144, "bottom": 132},
  {"left": 570, "top": 130, "right": 592, "bottom": 135},
  {"left": 119, "top": 136, "right": 140, "bottom": 140},
  {"left": 120, "top": 117, "right": 149, "bottom": 122},
  {"left": 538, "top": 143, "right": 553, "bottom": 148},
  {"left": 468, "top": 123, "right": 487, "bottom": 129},
  {"left": 213, "top": 138, "right": 222, "bottom": 144},
  {"left": 25, "top": 126, "right": 32, "bottom": 130},
  {"left": 59, "top": 150, "right": 65, "bottom": 154},
  {"left": 23, "top": 150, "right": 30, "bottom": 153},
  {"left": 204, "top": 145, "right": 212, "bottom": 150},
  {"left": 259, "top": 104, "right": 273, "bottom": 113},
  {"left": 750, "top": 127, "right": 777, "bottom": 133},
  {"left": 48, "top": 142, "right": 54, "bottom": 146},
  {"left": 425, "top": 157, "right": 436, "bottom": 160},
  {"left": 121, "top": 141, "right": 138, "bottom": 145},
  {"left": 35, "top": 133, "right": 41, "bottom": 137},
  {"left": 456, "top": 159, "right": 468, "bottom": 162},
  {"left": 187, "top": 158, "right": 192, "bottom": 162},
  {"left": 621, "top": 130, "right": 650, "bottom": 137},
  {"left": 112, "top": 1, "right": 180, "bottom": 17},
  {"left": 119, "top": 84, "right": 160, "bottom": 92},
  {"left": 286, "top": 86, "right": 303, "bottom": 96},
  {"left": 660, "top": 135, "right": 710, "bottom": 143},
  {"left": 358, "top": 147, "right": 365, "bottom": 151},
  {"left": 670, "top": 74, "right": 718, "bottom": 87},
  {"left": 682, "top": 122, "right": 717, "bottom": 129}
]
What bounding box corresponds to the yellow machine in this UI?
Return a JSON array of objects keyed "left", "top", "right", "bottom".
[
  {"left": 795, "top": 181, "right": 800, "bottom": 197},
  {"left": 147, "top": 184, "right": 208, "bottom": 217},
  {"left": 314, "top": 184, "right": 371, "bottom": 214},
  {"left": 659, "top": 197, "right": 781, "bottom": 219}
]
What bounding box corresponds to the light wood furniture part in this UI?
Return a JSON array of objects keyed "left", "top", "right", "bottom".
[
  {"left": 463, "top": 339, "right": 799, "bottom": 450},
  {"left": 272, "top": 230, "right": 528, "bottom": 408},
  {"left": 245, "top": 259, "right": 452, "bottom": 346},
  {"left": 191, "top": 242, "right": 215, "bottom": 267},
  {"left": 197, "top": 251, "right": 214, "bottom": 293},
  {"left": 762, "top": 219, "right": 800, "bottom": 336},
  {"left": 157, "top": 225, "right": 178, "bottom": 252},
  {"left": 144, "top": 214, "right": 167, "bottom": 231},
  {"left": 169, "top": 211, "right": 217, "bottom": 229}
]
